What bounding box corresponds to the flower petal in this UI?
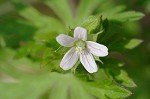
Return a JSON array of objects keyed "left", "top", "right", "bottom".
[
  {"left": 87, "top": 41, "right": 108, "bottom": 57},
  {"left": 80, "top": 49, "right": 98, "bottom": 73},
  {"left": 74, "top": 27, "right": 87, "bottom": 40},
  {"left": 56, "top": 34, "right": 76, "bottom": 47},
  {"left": 60, "top": 48, "right": 79, "bottom": 70}
]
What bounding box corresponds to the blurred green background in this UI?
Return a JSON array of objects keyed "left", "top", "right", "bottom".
[{"left": 0, "top": 0, "right": 150, "bottom": 99}]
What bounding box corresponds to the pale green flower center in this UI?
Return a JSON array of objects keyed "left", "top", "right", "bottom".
[{"left": 74, "top": 40, "right": 86, "bottom": 54}]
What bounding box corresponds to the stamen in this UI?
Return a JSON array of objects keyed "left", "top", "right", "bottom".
[{"left": 74, "top": 40, "right": 86, "bottom": 54}]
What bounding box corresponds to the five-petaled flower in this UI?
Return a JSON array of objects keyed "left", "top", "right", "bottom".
[{"left": 56, "top": 27, "right": 108, "bottom": 73}]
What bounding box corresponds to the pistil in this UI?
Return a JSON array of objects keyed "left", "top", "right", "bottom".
[{"left": 74, "top": 40, "right": 86, "bottom": 54}]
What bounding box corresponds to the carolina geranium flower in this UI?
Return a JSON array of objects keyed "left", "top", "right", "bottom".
[{"left": 56, "top": 27, "right": 108, "bottom": 73}]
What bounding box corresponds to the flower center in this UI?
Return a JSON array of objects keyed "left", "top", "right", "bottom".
[{"left": 74, "top": 40, "right": 86, "bottom": 54}]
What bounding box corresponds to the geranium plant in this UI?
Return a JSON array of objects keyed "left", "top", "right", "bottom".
[{"left": 0, "top": 0, "right": 145, "bottom": 99}]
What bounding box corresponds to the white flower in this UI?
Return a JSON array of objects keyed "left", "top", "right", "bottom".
[{"left": 56, "top": 27, "right": 108, "bottom": 73}]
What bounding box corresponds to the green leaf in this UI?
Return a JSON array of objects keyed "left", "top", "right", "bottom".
[
  {"left": 112, "top": 11, "right": 145, "bottom": 22},
  {"left": 105, "top": 5, "right": 126, "bottom": 15},
  {"left": 125, "top": 38, "right": 143, "bottom": 49},
  {"left": 85, "top": 80, "right": 132, "bottom": 99},
  {"left": 115, "top": 70, "right": 137, "bottom": 88},
  {"left": 13, "top": 1, "right": 64, "bottom": 33},
  {"left": 103, "top": 84, "right": 132, "bottom": 98},
  {"left": 76, "top": 0, "right": 103, "bottom": 24},
  {"left": 99, "top": 59, "right": 136, "bottom": 88},
  {"left": 0, "top": 70, "right": 92, "bottom": 99},
  {"left": 0, "top": 48, "right": 40, "bottom": 76},
  {"left": 40, "top": 48, "right": 62, "bottom": 72},
  {"left": 98, "top": 5, "right": 126, "bottom": 18},
  {"left": 45, "top": 0, "right": 74, "bottom": 26},
  {"left": 0, "top": 16, "right": 37, "bottom": 48},
  {"left": 98, "top": 5, "right": 144, "bottom": 22}
]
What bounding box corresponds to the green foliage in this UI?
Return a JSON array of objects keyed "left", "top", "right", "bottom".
[
  {"left": 0, "top": 0, "right": 146, "bottom": 99},
  {"left": 0, "top": 48, "right": 131, "bottom": 99}
]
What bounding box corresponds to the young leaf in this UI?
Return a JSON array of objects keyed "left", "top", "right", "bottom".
[{"left": 81, "top": 16, "right": 102, "bottom": 34}]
